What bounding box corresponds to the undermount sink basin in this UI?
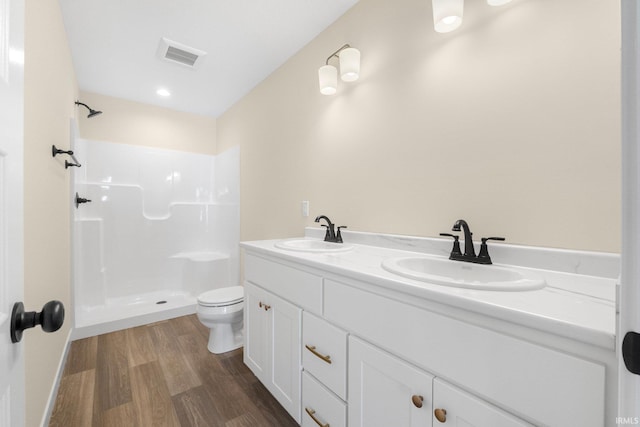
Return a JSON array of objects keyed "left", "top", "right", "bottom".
[
  {"left": 274, "top": 239, "right": 353, "bottom": 253},
  {"left": 381, "top": 256, "right": 546, "bottom": 291}
]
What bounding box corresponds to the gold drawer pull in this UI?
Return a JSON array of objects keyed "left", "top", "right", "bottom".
[
  {"left": 258, "top": 301, "right": 271, "bottom": 311},
  {"left": 412, "top": 395, "right": 424, "bottom": 408},
  {"left": 305, "top": 344, "right": 332, "bottom": 364},
  {"left": 305, "top": 407, "right": 330, "bottom": 427},
  {"left": 434, "top": 408, "right": 447, "bottom": 423}
]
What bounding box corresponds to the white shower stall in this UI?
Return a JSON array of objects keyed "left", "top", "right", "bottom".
[{"left": 71, "top": 139, "right": 239, "bottom": 338}]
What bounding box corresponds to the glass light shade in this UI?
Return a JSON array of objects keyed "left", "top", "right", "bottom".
[
  {"left": 487, "top": 0, "right": 512, "bottom": 5},
  {"left": 432, "top": 0, "right": 463, "bottom": 33},
  {"left": 318, "top": 65, "right": 338, "bottom": 95},
  {"left": 339, "top": 47, "right": 360, "bottom": 82}
]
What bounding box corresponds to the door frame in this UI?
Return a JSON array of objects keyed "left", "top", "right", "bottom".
[{"left": 619, "top": 0, "right": 640, "bottom": 420}]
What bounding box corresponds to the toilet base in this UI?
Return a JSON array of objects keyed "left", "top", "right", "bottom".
[{"left": 206, "top": 321, "right": 244, "bottom": 354}]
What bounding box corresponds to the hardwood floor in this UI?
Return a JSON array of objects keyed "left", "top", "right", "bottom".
[{"left": 50, "top": 314, "right": 299, "bottom": 427}]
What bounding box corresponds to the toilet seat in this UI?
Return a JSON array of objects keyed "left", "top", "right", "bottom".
[{"left": 198, "top": 286, "right": 244, "bottom": 307}]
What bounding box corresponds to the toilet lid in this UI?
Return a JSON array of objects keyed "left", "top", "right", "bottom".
[{"left": 198, "top": 286, "right": 244, "bottom": 307}]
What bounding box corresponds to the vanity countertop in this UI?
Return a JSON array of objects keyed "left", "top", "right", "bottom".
[{"left": 241, "top": 229, "right": 617, "bottom": 351}]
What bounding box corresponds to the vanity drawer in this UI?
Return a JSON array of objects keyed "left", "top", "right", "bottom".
[
  {"left": 302, "top": 311, "right": 348, "bottom": 400},
  {"left": 245, "top": 254, "right": 322, "bottom": 314},
  {"left": 302, "top": 371, "right": 346, "bottom": 427}
]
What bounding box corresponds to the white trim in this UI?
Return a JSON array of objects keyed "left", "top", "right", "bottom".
[
  {"left": 0, "top": 0, "right": 9, "bottom": 83},
  {"left": 619, "top": 0, "right": 640, "bottom": 420},
  {"left": 39, "top": 328, "right": 73, "bottom": 427}
]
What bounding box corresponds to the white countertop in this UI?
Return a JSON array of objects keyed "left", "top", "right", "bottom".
[{"left": 241, "top": 229, "right": 617, "bottom": 351}]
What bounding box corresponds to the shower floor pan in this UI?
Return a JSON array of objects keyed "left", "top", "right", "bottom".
[{"left": 73, "top": 291, "right": 197, "bottom": 340}]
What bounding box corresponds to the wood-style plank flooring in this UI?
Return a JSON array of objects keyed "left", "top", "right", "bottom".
[{"left": 50, "top": 314, "right": 299, "bottom": 427}]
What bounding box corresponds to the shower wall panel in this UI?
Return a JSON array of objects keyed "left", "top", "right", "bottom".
[{"left": 73, "top": 140, "right": 239, "bottom": 312}]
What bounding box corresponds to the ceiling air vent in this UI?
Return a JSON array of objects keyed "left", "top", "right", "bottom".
[{"left": 157, "top": 37, "right": 206, "bottom": 69}]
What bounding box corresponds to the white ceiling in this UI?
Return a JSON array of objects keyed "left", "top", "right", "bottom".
[{"left": 58, "top": 0, "right": 359, "bottom": 118}]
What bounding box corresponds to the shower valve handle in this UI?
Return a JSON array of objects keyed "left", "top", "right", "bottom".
[
  {"left": 51, "top": 145, "right": 73, "bottom": 157},
  {"left": 75, "top": 192, "right": 92, "bottom": 208},
  {"left": 65, "top": 160, "right": 80, "bottom": 169}
]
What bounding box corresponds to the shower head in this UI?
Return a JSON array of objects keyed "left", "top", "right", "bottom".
[{"left": 75, "top": 101, "right": 102, "bottom": 118}]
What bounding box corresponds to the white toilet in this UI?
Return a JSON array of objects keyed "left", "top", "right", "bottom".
[{"left": 196, "top": 286, "right": 244, "bottom": 354}]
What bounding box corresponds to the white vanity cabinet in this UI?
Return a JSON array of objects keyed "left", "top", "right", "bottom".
[
  {"left": 241, "top": 245, "right": 612, "bottom": 427},
  {"left": 244, "top": 281, "right": 302, "bottom": 422}
]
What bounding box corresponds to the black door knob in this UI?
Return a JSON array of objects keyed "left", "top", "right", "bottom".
[{"left": 10, "top": 300, "right": 65, "bottom": 343}]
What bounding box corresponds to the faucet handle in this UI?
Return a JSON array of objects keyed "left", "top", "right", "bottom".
[
  {"left": 477, "top": 237, "right": 505, "bottom": 264},
  {"left": 336, "top": 226, "right": 347, "bottom": 243},
  {"left": 440, "top": 233, "right": 462, "bottom": 259},
  {"left": 320, "top": 225, "right": 331, "bottom": 241}
]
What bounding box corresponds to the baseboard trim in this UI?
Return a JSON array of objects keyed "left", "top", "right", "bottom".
[{"left": 39, "top": 328, "right": 73, "bottom": 427}]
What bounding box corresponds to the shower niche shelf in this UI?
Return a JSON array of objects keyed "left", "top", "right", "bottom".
[{"left": 170, "top": 251, "right": 229, "bottom": 262}]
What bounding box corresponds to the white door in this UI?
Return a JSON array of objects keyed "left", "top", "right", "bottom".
[
  {"left": 620, "top": 0, "right": 640, "bottom": 421},
  {"left": 0, "top": 0, "right": 25, "bottom": 426},
  {"left": 348, "top": 336, "right": 433, "bottom": 427}
]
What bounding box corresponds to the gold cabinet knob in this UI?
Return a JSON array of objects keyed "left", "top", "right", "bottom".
[
  {"left": 434, "top": 408, "right": 447, "bottom": 423},
  {"left": 411, "top": 395, "right": 424, "bottom": 408}
]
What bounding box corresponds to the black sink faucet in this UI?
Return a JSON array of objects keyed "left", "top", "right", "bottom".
[
  {"left": 315, "top": 215, "right": 336, "bottom": 242},
  {"left": 314, "top": 215, "right": 347, "bottom": 243},
  {"left": 452, "top": 219, "right": 475, "bottom": 258},
  {"left": 443, "top": 219, "right": 505, "bottom": 264}
]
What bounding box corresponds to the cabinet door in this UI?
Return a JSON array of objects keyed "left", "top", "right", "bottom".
[
  {"left": 349, "top": 336, "right": 434, "bottom": 427},
  {"left": 244, "top": 282, "right": 302, "bottom": 422},
  {"left": 432, "top": 379, "right": 533, "bottom": 427},
  {"left": 244, "top": 281, "right": 269, "bottom": 381},
  {"left": 267, "top": 291, "right": 302, "bottom": 423}
]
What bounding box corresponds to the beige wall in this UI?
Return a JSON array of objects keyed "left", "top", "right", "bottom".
[
  {"left": 23, "top": 1, "right": 78, "bottom": 426},
  {"left": 77, "top": 91, "right": 217, "bottom": 154},
  {"left": 218, "top": 0, "right": 621, "bottom": 253}
]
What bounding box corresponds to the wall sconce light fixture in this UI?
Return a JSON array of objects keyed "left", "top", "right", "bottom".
[
  {"left": 432, "top": 0, "right": 513, "bottom": 33},
  {"left": 432, "top": 0, "right": 464, "bottom": 33},
  {"left": 318, "top": 44, "right": 360, "bottom": 95}
]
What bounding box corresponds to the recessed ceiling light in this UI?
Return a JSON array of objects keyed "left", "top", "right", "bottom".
[{"left": 156, "top": 88, "right": 171, "bottom": 97}]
